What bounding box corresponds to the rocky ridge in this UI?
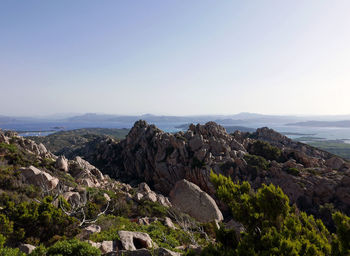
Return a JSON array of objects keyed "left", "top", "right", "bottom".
[{"left": 76, "top": 121, "right": 350, "bottom": 218}]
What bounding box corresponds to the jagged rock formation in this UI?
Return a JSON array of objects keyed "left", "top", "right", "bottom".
[{"left": 73, "top": 120, "right": 350, "bottom": 218}]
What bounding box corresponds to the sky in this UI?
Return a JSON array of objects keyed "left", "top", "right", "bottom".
[{"left": 1, "top": 0, "right": 350, "bottom": 116}]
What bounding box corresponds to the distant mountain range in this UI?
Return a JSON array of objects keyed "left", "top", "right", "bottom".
[
  {"left": 287, "top": 120, "right": 350, "bottom": 128},
  {"left": 1, "top": 112, "right": 350, "bottom": 131}
]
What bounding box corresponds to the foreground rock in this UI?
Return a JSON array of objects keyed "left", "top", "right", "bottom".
[{"left": 169, "top": 179, "right": 223, "bottom": 223}]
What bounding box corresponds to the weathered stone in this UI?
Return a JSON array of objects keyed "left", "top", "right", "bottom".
[
  {"left": 37, "top": 143, "right": 48, "bottom": 155},
  {"left": 69, "top": 156, "right": 104, "bottom": 187},
  {"left": 144, "top": 191, "right": 157, "bottom": 203},
  {"left": 56, "top": 155, "right": 69, "bottom": 172},
  {"left": 138, "top": 182, "right": 151, "bottom": 193},
  {"left": 118, "top": 231, "right": 154, "bottom": 251},
  {"left": 169, "top": 179, "right": 223, "bottom": 223},
  {"left": 135, "top": 193, "right": 144, "bottom": 201},
  {"left": 21, "top": 166, "right": 59, "bottom": 190},
  {"left": 100, "top": 240, "right": 114, "bottom": 253},
  {"left": 157, "top": 194, "right": 172, "bottom": 208}
]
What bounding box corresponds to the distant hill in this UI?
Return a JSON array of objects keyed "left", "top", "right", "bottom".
[{"left": 29, "top": 128, "right": 129, "bottom": 156}]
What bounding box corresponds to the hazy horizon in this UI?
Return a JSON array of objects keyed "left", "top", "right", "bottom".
[
  {"left": 3, "top": 111, "right": 350, "bottom": 120},
  {"left": 1, "top": 1, "right": 350, "bottom": 116}
]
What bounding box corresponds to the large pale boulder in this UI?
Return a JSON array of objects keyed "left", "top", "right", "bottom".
[
  {"left": 21, "top": 166, "right": 59, "bottom": 190},
  {"left": 169, "top": 179, "right": 223, "bottom": 223},
  {"left": 118, "top": 231, "right": 154, "bottom": 251}
]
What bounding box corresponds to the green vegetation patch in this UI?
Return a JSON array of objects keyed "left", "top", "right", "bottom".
[
  {"left": 248, "top": 140, "right": 282, "bottom": 162},
  {"left": 206, "top": 172, "right": 350, "bottom": 256},
  {"left": 29, "top": 128, "right": 129, "bottom": 156},
  {"left": 307, "top": 141, "right": 350, "bottom": 160},
  {"left": 243, "top": 154, "right": 269, "bottom": 170}
]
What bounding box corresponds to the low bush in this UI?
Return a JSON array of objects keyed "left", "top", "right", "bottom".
[
  {"left": 46, "top": 239, "right": 101, "bottom": 256},
  {"left": 247, "top": 140, "right": 282, "bottom": 161},
  {"left": 244, "top": 154, "right": 269, "bottom": 170}
]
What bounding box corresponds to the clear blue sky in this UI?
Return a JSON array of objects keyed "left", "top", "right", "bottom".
[{"left": 1, "top": 1, "right": 350, "bottom": 116}]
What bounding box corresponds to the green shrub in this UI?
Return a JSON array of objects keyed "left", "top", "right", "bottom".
[
  {"left": 46, "top": 239, "right": 101, "bottom": 256},
  {"left": 0, "top": 195, "right": 79, "bottom": 245},
  {"left": 207, "top": 172, "right": 332, "bottom": 255},
  {"left": 248, "top": 140, "right": 282, "bottom": 161},
  {"left": 244, "top": 154, "right": 269, "bottom": 170},
  {"left": 0, "top": 247, "right": 25, "bottom": 256},
  {"left": 332, "top": 211, "right": 350, "bottom": 255},
  {"left": 28, "top": 244, "right": 47, "bottom": 256},
  {"left": 137, "top": 201, "right": 168, "bottom": 218}
]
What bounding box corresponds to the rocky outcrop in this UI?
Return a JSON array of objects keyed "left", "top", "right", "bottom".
[
  {"left": 20, "top": 166, "right": 59, "bottom": 190},
  {"left": 251, "top": 127, "right": 333, "bottom": 159},
  {"left": 169, "top": 179, "right": 223, "bottom": 223},
  {"left": 1, "top": 130, "right": 53, "bottom": 158},
  {"left": 97, "top": 120, "right": 248, "bottom": 195},
  {"left": 77, "top": 120, "right": 350, "bottom": 218},
  {"left": 68, "top": 156, "right": 105, "bottom": 187}
]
